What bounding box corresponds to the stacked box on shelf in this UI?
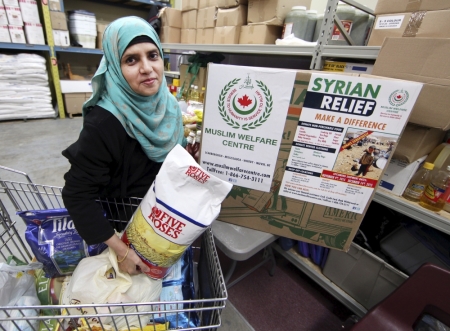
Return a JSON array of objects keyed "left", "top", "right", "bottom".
[
  {"left": 49, "top": 10, "right": 69, "bottom": 46},
  {"left": 20, "top": 0, "right": 44, "bottom": 45},
  {"left": 96, "top": 21, "right": 108, "bottom": 49},
  {"left": 196, "top": 6, "right": 215, "bottom": 44},
  {"left": 68, "top": 10, "right": 97, "bottom": 49},
  {"left": 0, "top": 4, "right": 10, "bottom": 42},
  {"left": 159, "top": 7, "right": 181, "bottom": 43},
  {"left": 181, "top": 4, "right": 197, "bottom": 44},
  {"left": 5, "top": 0, "right": 24, "bottom": 43},
  {"left": 214, "top": 5, "right": 246, "bottom": 44}
]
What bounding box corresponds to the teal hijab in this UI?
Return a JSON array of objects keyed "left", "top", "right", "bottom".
[{"left": 83, "top": 16, "right": 185, "bottom": 162}]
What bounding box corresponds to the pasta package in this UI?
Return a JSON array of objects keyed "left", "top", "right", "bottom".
[{"left": 122, "top": 144, "right": 233, "bottom": 279}]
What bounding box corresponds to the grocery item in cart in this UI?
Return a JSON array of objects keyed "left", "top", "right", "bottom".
[
  {"left": 20, "top": 208, "right": 107, "bottom": 278},
  {"left": 122, "top": 144, "right": 233, "bottom": 279}
]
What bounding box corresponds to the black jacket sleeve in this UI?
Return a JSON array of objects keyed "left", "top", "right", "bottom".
[{"left": 62, "top": 109, "right": 125, "bottom": 245}]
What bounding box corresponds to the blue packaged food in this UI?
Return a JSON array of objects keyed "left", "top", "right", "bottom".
[{"left": 19, "top": 208, "right": 107, "bottom": 278}]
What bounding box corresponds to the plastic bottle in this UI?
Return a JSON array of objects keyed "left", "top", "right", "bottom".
[
  {"left": 191, "top": 85, "right": 200, "bottom": 102},
  {"left": 313, "top": 13, "right": 324, "bottom": 41},
  {"left": 402, "top": 162, "right": 434, "bottom": 202},
  {"left": 329, "top": 2, "right": 355, "bottom": 45},
  {"left": 350, "top": 9, "right": 369, "bottom": 46},
  {"left": 419, "top": 165, "right": 450, "bottom": 212},
  {"left": 282, "top": 6, "right": 309, "bottom": 40},
  {"left": 199, "top": 87, "right": 206, "bottom": 103},
  {"left": 305, "top": 10, "right": 318, "bottom": 42},
  {"left": 425, "top": 138, "right": 450, "bottom": 177}
]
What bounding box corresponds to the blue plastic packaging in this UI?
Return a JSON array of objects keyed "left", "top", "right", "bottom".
[
  {"left": 278, "top": 237, "right": 296, "bottom": 251},
  {"left": 19, "top": 208, "right": 107, "bottom": 278}
]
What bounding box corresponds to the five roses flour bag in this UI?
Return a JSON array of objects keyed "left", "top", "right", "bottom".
[{"left": 122, "top": 144, "right": 233, "bottom": 279}]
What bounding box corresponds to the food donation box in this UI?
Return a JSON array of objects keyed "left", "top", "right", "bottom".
[{"left": 200, "top": 64, "right": 423, "bottom": 251}]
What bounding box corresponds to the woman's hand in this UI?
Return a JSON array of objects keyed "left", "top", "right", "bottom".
[{"left": 104, "top": 234, "right": 150, "bottom": 275}]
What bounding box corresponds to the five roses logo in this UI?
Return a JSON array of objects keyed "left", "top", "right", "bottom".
[
  {"left": 388, "top": 89, "right": 409, "bottom": 107},
  {"left": 218, "top": 74, "right": 273, "bottom": 131}
]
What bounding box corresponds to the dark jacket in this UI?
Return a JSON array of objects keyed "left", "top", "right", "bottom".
[{"left": 62, "top": 106, "right": 161, "bottom": 245}]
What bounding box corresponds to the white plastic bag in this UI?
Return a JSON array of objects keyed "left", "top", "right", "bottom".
[
  {"left": 0, "top": 261, "right": 43, "bottom": 331},
  {"left": 61, "top": 248, "right": 162, "bottom": 330}
]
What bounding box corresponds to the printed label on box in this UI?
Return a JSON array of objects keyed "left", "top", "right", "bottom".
[{"left": 375, "top": 15, "right": 404, "bottom": 29}]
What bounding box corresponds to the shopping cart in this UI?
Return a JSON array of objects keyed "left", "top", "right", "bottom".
[{"left": 0, "top": 165, "right": 227, "bottom": 331}]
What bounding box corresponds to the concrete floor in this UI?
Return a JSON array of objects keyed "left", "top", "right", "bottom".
[{"left": 0, "top": 117, "right": 254, "bottom": 331}]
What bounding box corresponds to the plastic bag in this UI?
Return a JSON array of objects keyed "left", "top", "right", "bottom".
[
  {"left": 61, "top": 247, "right": 162, "bottom": 330},
  {"left": 0, "top": 259, "right": 43, "bottom": 331}
]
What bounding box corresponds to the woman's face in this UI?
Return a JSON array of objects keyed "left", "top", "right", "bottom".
[{"left": 121, "top": 42, "right": 164, "bottom": 96}]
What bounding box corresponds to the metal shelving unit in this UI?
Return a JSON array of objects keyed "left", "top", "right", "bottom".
[
  {"left": 0, "top": 43, "right": 50, "bottom": 52},
  {"left": 54, "top": 46, "right": 104, "bottom": 55}
]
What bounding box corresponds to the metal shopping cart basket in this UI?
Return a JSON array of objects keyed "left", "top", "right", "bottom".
[{"left": 0, "top": 165, "right": 227, "bottom": 331}]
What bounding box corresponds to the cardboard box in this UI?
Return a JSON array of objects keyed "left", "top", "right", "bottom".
[
  {"left": 379, "top": 155, "right": 427, "bottom": 196},
  {"left": 322, "top": 60, "right": 374, "bottom": 74},
  {"left": 182, "top": 0, "right": 198, "bottom": 11},
  {"left": 218, "top": 0, "right": 247, "bottom": 8},
  {"left": 372, "top": 38, "right": 450, "bottom": 131},
  {"left": 53, "top": 29, "right": 69, "bottom": 46},
  {"left": 179, "top": 63, "right": 207, "bottom": 91},
  {"left": 3, "top": 0, "right": 18, "bottom": 6},
  {"left": 160, "top": 7, "right": 181, "bottom": 28},
  {"left": 0, "top": 7, "right": 8, "bottom": 25},
  {"left": 368, "top": 10, "right": 450, "bottom": 46},
  {"left": 5, "top": 6, "right": 22, "bottom": 25},
  {"left": 239, "top": 24, "right": 282, "bottom": 44},
  {"left": 199, "top": 0, "right": 218, "bottom": 9},
  {"left": 8, "top": 24, "right": 25, "bottom": 42},
  {"left": 393, "top": 123, "right": 445, "bottom": 163},
  {"left": 23, "top": 22, "right": 44, "bottom": 44},
  {"left": 247, "top": 0, "right": 311, "bottom": 26},
  {"left": 213, "top": 26, "right": 240, "bottom": 44},
  {"left": 197, "top": 6, "right": 216, "bottom": 29},
  {"left": 0, "top": 24, "right": 11, "bottom": 42},
  {"left": 60, "top": 80, "right": 92, "bottom": 93},
  {"left": 49, "top": 0, "right": 61, "bottom": 11},
  {"left": 196, "top": 27, "right": 214, "bottom": 43},
  {"left": 18, "top": 0, "right": 40, "bottom": 24},
  {"left": 375, "top": 0, "right": 450, "bottom": 15},
  {"left": 181, "top": 9, "right": 197, "bottom": 29},
  {"left": 49, "top": 11, "right": 67, "bottom": 30},
  {"left": 216, "top": 5, "right": 247, "bottom": 27},
  {"left": 160, "top": 26, "right": 181, "bottom": 43},
  {"left": 96, "top": 22, "right": 108, "bottom": 49},
  {"left": 181, "top": 28, "right": 196, "bottom": 43}
]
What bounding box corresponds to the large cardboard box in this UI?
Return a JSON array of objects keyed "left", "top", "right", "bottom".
[
  {"left": 216, "top": 5, "right": 247, "bottom": 27},
  {"left": 5, "top": 6, "right": 22, "bottom": 25},
  {"left": 197, "top": 6, "right": 216, "bottom": 29},
  {"left": 0, "top": 24, "right": 11, "bottom": 42},
  {"left": 23, "top": 22, "right": 44, "bottom": 44},
  {"left": 18, "top": 0, "right": 40, "bottom": 24},
  {"left": 393, "top": 123, "right": 445, "bottom": 163},
  {"left": 372, "top": 38, "right": 450, "bottom": 131},
  {"left": 53, "top": 29, "right": 69, "bottom": 46},
  {"left": 160, "top": 7, "right": 181, "bottom": 28},
  {"left": 160, "top": 26, "right": 181, "bottom": 43},
  {"left": 181, "top": 0, "right": 198, "bottom": 11},
  {"left": 239, "top": 24, "right": 282, "bottom": 44},
  {"left": 64, "top": 92, "right": 91, "bottom": 118},
  {"left": 375, "top": 0, "right": 450, "bottom": 15},
  {"left": 368, "top": 10, "right": 450, "bottom": 46},
  {"left": 8, "top": 24, "right": 25, "bottom": 43},
  {"left": 213, "top": 26, "right": 240, "bottom": 44},
  {"left": 0, "top": 7, "right": 8, "bottom": 25},
  {"left": 199, "top": 0, "right": 218, "bottom": 8},
  {"left": 96, "top": 22, "right": 108, "bottom": 49},
  {"left": 49, "top": 0, "right": 61, "bottom": 11},
  {"left": 49, "top": 11, "right": 67, "bottom": 31},
  {"left": 247, "top": 0, "right": 311, "bottom": 26},
  {"left": 181, "top": 9, "right": 197, "bottom": 29},
  {"left": 181, "top": 28, "right": 196, "bottom": 43},
  {"left": 179, "top": 64, "right": 207, "bottom": 91},
  {"left": 218, "top": 0, "right": 247, "bottom": 8},
  {"left": 196, "top": 27, "right": 214, "bottom": 44}
]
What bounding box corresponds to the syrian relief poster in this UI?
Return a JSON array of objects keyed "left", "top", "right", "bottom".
[
  {"left": 280, "top": 73, "right": 423, "bottom": 213},
  {"left": 200, "top": 64, "right": 296, "bottom": 192}
]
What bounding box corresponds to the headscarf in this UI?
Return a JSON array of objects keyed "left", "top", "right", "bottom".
[{"left": 83, "top": 16, "right": 185, "bottom": 162}]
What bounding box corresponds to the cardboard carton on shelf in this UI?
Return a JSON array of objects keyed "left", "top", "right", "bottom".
[
  {"left": 48, "top": 0, "right": 61, "bottom": 11},
  {"left": 159, "top": 7, "right": 181, "bottom": 29},
  {"left": 53, "top": 29, "right": 69, "bottom": 46},
  {"left": 239, "top": 24, "right": 282, "bottom": 44},
  {"left": 372, "top": 37, "right": 450, "bottom": 131},
  {"left": 0, "top": 25, "right": 11, "bottom": 42},
  {"left": 213, "top": 26, "right": 240, "bottom": 44},
  {"left": 0, "top": 7, "right": 8, "bottom": 25},
  {"left": 368, "top": 10, "right": 450, "bottom": 46},
  {"left": 49, "top": 11, "right": 68, "bottom": 31},
  {"left": 181, "top": 28, "right": 196, "bottom": 43},
  {"left": 216, "top": 5, "right": 247, "bottom": 27},
  {"left": 160, "top": 26, "right": 181, "bottom": 43},
  {"left": 218, "top": 0, "right": 247, "bottom": 9},
  {"left": 181, "top": 0, "right": 198, "bottom": 12},
  {"left": 5, "top": 6, "right": 22, "bottom": 26},
  {"left": 96, "top": 22, "right": 108, "bottom": 49},
  {"left": 196, "top": 6, "right": 216, "bottom": 29},
  {"left": 8, "top": 24, "right": 25, "bottom": 43},
  {"left": 18, "top": 0, "right": 40, "bottom": 24},
  {"left": 375, "top": 0, "right": 450, "bottom": 15},
  {"left": 3, "top": 0, "right": 19, "bottom": 6},
  {"left": 198, "top": 0, "right": 218, "bottom": 9},
  {"left": 181, "top": 9, "right": 197, "bottom": 29},
  {"left": 63, "top": 92, "right": 91, "bottom": 118},
  {"left": 247, "top": 0, "right": 311, "bottom": 26},
  {"left": 24, "top": 22, "right": 45, "bottom": 45},
  {"left": 196, "top": 27, "right": 214, "bottom": 44}
]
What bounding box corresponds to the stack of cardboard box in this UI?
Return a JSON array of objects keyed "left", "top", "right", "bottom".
[
  {"left": 49, "top": 0, "right": 69, "bottom": 47},
  {"left": 159, "top": 7, "right": 181, "bottom": 43},
  {"left": 214, "top": 1, "right": 247, "bottom": 44}
]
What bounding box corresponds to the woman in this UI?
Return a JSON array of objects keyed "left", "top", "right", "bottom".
[{"left": 62, "top": 16, "right": 185, "bottom": 275}]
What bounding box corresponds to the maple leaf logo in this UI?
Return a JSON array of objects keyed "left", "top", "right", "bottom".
[{"left": 237, "top": 94, "right": 252, "bottom": 108}]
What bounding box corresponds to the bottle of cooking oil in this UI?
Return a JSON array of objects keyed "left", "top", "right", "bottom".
[
  {"left": 419, "top": 165, "right": 450, "bottom": 212},
  {"left": 402, "top": 162, "right": 434, "bottom": 202},
  {"left": 199, "top": 87, "right": 206, "bottom": 103}
]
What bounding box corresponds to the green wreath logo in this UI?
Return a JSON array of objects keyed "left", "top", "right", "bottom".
[{"left": 218, "top": 79, "right": 273, "bottom": 131}]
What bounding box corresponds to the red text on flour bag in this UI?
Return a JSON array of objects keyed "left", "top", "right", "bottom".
[
  {"left": 186, "top": 166, "right": 210, "bottom": 183},
  {"left": 148, "top": 206, "right": 186, "bottom": 240}
]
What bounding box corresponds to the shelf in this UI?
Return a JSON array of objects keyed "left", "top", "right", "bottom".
[
  {"left": 54, "top": 47, "right": 104, "bottom": 55},
  {"left": 374, "top": 189, "right": 450, "bottom": 236},
  {"left": 89, "top": 0, "right": 169, "bottom": 9},
  {"left": 164, "top": 71, "right": 180, "bottom": 78},
  {"left": 321, "top": 45, "right": 380, "bottom": 60},
  {"left": 272, "top": 243, "right": 368, "bottom": 317},
  {"left": 0, "top": 43, "right": 50, "bottom": 52}
]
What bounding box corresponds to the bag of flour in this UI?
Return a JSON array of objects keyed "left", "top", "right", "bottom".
[{"left": 122, "top": 144, "right": 233, "bottom": 279}]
